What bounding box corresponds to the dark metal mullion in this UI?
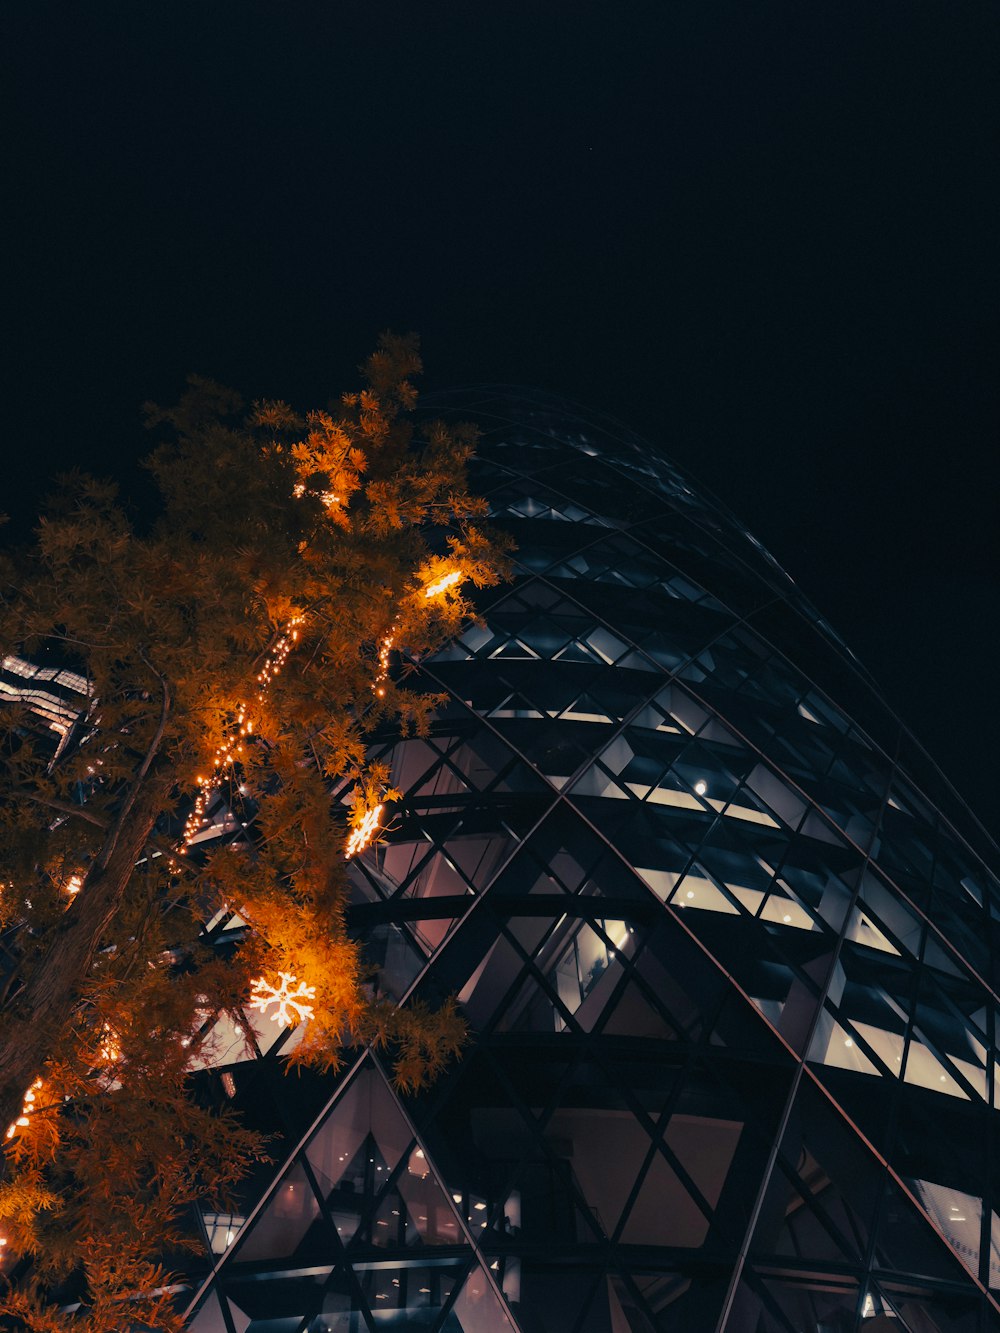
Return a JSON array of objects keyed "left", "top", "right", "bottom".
[
  {"left": 714, "top": 739, "right": 897, "bottom": 1332},
  {"left": 180, "top": 1051, "right": 371, "bottom": 1322},
  {"left": 661, "top": 665, "right": 1000, "bottom": 1010},
  {"left": 565, "top": 1269, "right": 610, "bottom": 1333},
  {"left": 426, "top": 1256, "right": 484, "bottom": 1333},
  {"left": 365, "top": 1056, "right": 522, "bottom": 1331},
  {"left": 601, "top": 932, "right": 701, "bottom": 1042},
  {"left": 480, "top": 1039, "right": 608, "bottom": 1246},
  {"left": 765, "top": 1149, "right": 871, "bottom": 1277},
  {"left": 736, "top": 1263, "right": 807, "bottom": 1333},
  {"left": 484, "top": 935, "right": 586, "bottom": 1040},
  {"left": 297, "top": 1151, "right": 378, "bottom": 1333},
  {"left": 390, "top": 584, "right": 786, "bottom": 1015}
]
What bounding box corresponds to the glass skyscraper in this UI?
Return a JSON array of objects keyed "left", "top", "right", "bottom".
[{"left": 185, "top": 391, "right": 1000, "bottom": 1332}]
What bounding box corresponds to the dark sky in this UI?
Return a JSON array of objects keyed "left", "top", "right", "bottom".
[{"left": 3, "top": 3, "right": 998, "bottom": 827}]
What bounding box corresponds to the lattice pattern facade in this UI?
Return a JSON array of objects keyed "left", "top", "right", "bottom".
[{"left": 186, "top": 391, "right": 1000, "bottom": 1332}]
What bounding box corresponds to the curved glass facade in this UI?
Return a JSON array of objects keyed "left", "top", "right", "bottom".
[{"left": 187, "top": 391, "right": 1000, "bottom": 1332}]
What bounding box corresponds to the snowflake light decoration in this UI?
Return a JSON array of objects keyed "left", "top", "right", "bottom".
[{"left": 249, "top": 972, "right": 316, "bottom": 1027}]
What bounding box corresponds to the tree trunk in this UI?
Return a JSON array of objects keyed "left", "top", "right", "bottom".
[{"left": 0, "top": 783, "right": 166, "bottom": 1137}]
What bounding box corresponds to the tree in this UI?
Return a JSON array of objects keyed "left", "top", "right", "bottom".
[{"left": 0, "top": 336, "right": 510, "bottom": 1330}]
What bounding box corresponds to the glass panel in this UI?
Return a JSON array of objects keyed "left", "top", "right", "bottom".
[
  {"left": 544, "top": 1108, "right": 653, "bottom": 1239},
  {"left": 231, "top": 1160, "right": 320, "bottom": 1263},
  {"left": 394, "top": 1149, "right": 464, "bottom": 1246},
  {"left": 354, "top": 1257, "right": 467, "bottom": 1326},
  {"left": 910, "top": 1180, "right": 984, "bottom": 1284},
  {"left": 449, "top": 1264, "right": 517, "bottom": 1332},
  {"left": 186, "top": 1293, "right": 231, "bottom": 1333}
]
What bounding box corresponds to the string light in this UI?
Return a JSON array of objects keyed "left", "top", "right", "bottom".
[
  {"left": 424, "top": 569, "right": 462, "bottom": 599},
  {"left": 249, "top": 972, "right": 316, "bottom": 1026},
  {"left": 182, "top": 617, "right": 303, "bottom": 846},
  {"left": 292, "top": 482, "right": 341, "bottom": 509},
  {"left": 98, "top": 1024, "right": 121, "bottom": 1064},
  {"left": 372, "top": 612, "right": 402, "bottom": 698},
  {"left": 345, "top": 803, "right": 383, "bottom": 859},
  {"left": 370, "top": 564, "right": 461, "bottom": 697},
  {"left": 5, "top": 1078, "right": 43, "bottom": 1142},
  {"left": 183, "top": 566, "right": 464, "bottom": 862}
]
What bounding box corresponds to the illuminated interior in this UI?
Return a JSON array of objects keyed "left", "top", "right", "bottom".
[{"left": 183, "top": 391, "right": 1000, "bottom": 1331}]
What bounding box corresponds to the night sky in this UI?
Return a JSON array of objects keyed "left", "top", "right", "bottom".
[{"left": 3, "top": 4, "right": 997, "bottom": 826}]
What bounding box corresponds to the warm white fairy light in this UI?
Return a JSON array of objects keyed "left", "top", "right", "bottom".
[
  {"left": 182, "top": 617, "right": 304, "bottom": 846},
  {"left": 372, "top": 614, "right": 400, "bottom": 698},
  {"left": 98, "top": 1024, "right": 121, "bottom": 1064},
  {"left": 424, "top": 569, "right": 462, "bottom": 599},
  {"left": 249, "top": 972, "right": 316, "bottom": 1026},
  {"left": 292, "top": 481, "right": 341, "bottom": 509},
  {"left": 64, "top": 873, "right": 83, "bottom": 897},
  {"left": 5, "top": 1078, "right": 43, "bottom": 1142},
  {"left": 182, "top": 565, "right": 464, "bottom": 847}
]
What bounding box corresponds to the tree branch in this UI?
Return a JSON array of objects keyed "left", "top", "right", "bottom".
[{"left": 95, "top": 651, "right": 171, "bottom": 872}]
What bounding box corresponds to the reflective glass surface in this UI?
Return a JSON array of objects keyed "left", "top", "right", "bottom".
[{"left": 186, "top": 392, "right": 1000, "bottom": 1332}]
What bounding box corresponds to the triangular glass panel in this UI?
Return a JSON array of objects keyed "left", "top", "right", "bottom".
[
  {"left": 569, "top": 765, "right": 630, "bottom": 801},
  {"left": 873, "top": 1278, "right": 980, "bottom": 1332},
  {"left": 617, "top": 650, "right": 657, "bottom": 672},
  {"left": 353, "top": 1257, "right": 470, "bottom": 1328},
  {"left": 758, "top": 1143, "right": 868, "bottom": 1268},
  {"left": 874, "top": 1179, "right": 981, "bottom": 1284},
  {"left": 393, "top": 1147, "right": 466, "bottom": 1247},
  {"left": 808, "top": 1013, "right": 881, "bottom": 1078},
  {"left": 758, "top": 1274, "right": 860, "bottom": 1331},
  {"left": 363, "top": 921, "right": 425, "bottom": 1001},
  {"left": 498, "top": 1143, "right": 604, "bottom": 1247},
  {"left": 495, "top": 968, "right": 568, "bottom": 1035},
  {"left": 545, "top": 1107, "right": 655, "bottom": 1240},
  {"left": 411, "top": 914, "right": 460, "bottom": 956},
  {"left": 557, "top": 691, "right": 618, "bottom": 725},
  {"left": 490, "top": 639, "right": 540, "bottom": 660},
  {"left": 845, "top": 905, "right": 901, "bottom": 955},
  {"left": 446, "top": 832, "right": 517, "bottom": 888},
  {"left": 304, "top": 1065, "right": 412, "bottom": 1236},
  {"left": 604, "top": 1276, "right": 651, "bottom": 1333},
  {"left": 228, "top": 1158, "right": 324, "bottom": 1265},
  {"left": 447, "top": 1262, "right": 517, "bottom": 1332},
  {"left": 909, "top": 1179, "right": 984, "bottom": 1284},
  {"left": 307, "top": 1282, "right": 368, "bottom": 1333},
  {"left": 379, "top": 840, "right": 435, "bottom": 895},
  {"left": 201, "top": 1207, "right": 247, "bottom": 1256},
  {"left": 186, "top": 1291, "right": 237, "bottom": 1333},
  {"left": 513, "top": 1267, "right": 603, "bottom": 1333},
  {"left": 487, "top": 692, "right": 544, "bottom": 720},
  {"left": 600, "top": 979, "right": 678, "bottom": 1040},
  {"left": 631, "top": 945, "right": 705, "bottom": 1040},
  {"left": 554, "top": 640, "right": 602, "bottom": 664},
  {"left": 459, "top": 934, "right": 528, "bottom": 1029},
  {"left": 403, "top": 850, "right": 471, "bottom": 901},
  {"left": 620, "top": 1116, "right": 740, "bottom": 1248},
  {"left": 515, "top": 615, "right": 573, "bottom": 658}
]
